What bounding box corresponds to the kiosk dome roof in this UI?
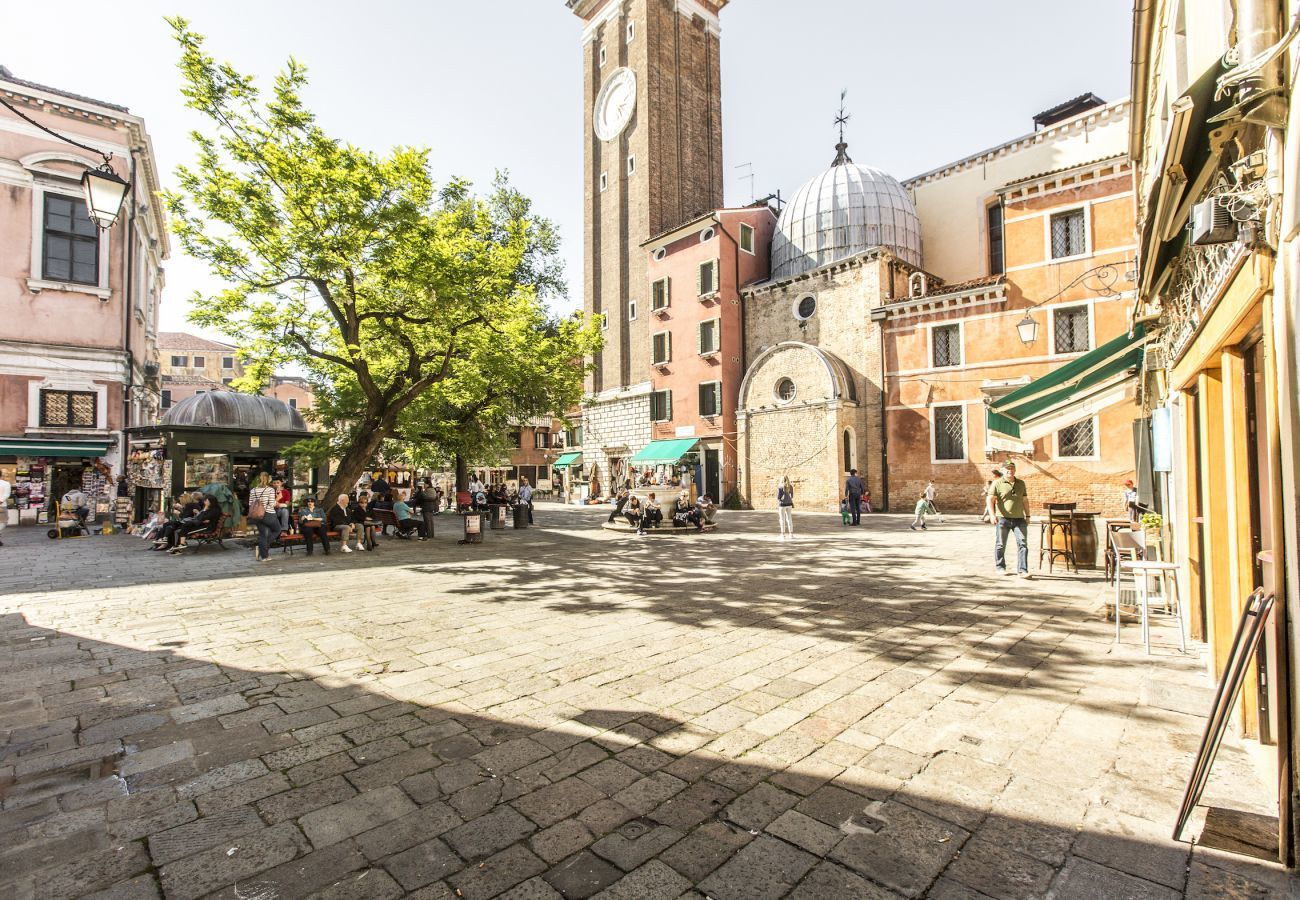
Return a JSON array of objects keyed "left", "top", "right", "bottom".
[
  {"left": 161, "top": 392, "right": 308, "bottom": 432},
  {"left": 771, "top": 142, "right": 922, "bottom": 279}
]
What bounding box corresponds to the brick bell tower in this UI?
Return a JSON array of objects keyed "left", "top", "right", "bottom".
[{"left": 568, "top": 0, "right": 726, "bottom": 411}]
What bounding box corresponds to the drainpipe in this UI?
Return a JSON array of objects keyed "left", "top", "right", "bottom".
[
  {"left": 713, "top": 213, "right": 745, "bottom": 501},
  {"left": 1237, "top": 0, "right": 1287, "bottom": 127},
  {"left": 120, "top": 149, "right": 137, "bottom": 474}
]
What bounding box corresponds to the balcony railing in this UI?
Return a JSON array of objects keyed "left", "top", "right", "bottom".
[{"left": 1158, "top": 240, "right": 1248, "bottom": 362}]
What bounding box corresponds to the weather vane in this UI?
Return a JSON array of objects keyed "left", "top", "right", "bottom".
[{"left": 835, "top": 89, "right": 850, "bottom": 144}]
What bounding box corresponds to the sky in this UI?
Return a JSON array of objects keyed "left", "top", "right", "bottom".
[{"left": 3, "top": 0, "right": 1133, "bottom": 341}]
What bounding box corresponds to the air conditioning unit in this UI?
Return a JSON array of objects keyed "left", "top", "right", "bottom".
[{"left": 1191, "top": 197, "right": 1237, "bottom": 245}]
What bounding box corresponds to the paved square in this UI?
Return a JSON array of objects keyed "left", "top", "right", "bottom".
[{"left": 0, "top": 505, "right": 1293, "bottom": 898}]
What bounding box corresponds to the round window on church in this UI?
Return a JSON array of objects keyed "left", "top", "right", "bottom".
[
  {"left": 775, "top": 378, "right": 796, "bottom": 404},
  {"left": 794, "top": 294, "right": 817, "bottom": 321}
]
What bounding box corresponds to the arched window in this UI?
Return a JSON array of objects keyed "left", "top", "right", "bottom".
[{"left": 843, "top": 428, "right": 855, "bottom": 471}]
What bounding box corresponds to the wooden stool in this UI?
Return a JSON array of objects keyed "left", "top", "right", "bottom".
[{"left": 1038, "top": 502, "right": 1078, "bottom": 573}]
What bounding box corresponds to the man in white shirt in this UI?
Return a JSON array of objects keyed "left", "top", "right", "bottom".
[{"left": 518, "top": 477, "right": 534, "bottom": 525}]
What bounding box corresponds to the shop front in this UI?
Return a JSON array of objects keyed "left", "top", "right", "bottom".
[
  {"left": 552, "top": 451, "right": 582, "bottom": 504},
  {"left": 627, "top": 438, "right": 701, "bottom": 499},
  {"left": 125, "top": 393, "right": 309, "bottom": 518},
  {"left": 0, "top": 438, "right": 114, "bottom": 527}
]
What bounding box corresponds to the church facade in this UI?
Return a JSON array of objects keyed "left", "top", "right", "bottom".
[{"left": 565, "top": 0, "right": 1140, "bottom": 514}]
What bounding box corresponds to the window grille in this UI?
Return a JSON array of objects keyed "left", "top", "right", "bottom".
[
  {"left": 933, "top": 406, "right": 965, "bottom": 460},
  {"left": 1050, "top": 209, "right": 1086, "bottom": 258},
  {"left": 1053, "top": 306, "right": 1090, "bottom": 353},
  {"left": 40, "top": 390, "right": 97, "bottom": 427},
  {"left": 1058, "top": 419, "right": 1096, "bottom": 458},
  {"left": 932, "top": 324, "right": 961, "bottom": 368}
]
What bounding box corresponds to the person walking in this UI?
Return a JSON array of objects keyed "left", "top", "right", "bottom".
[
  {"left": 1122, "top": 479, "right": 1142, "bottom": 522},
  {"left": 909, "top": 491, "right": 930, "bottom": 531},
  {"left": 776, "top": 476, "right": 795, "bottom": 540},
  {"left": 518, "top": 477, "right": 535, "bottom": 525},
  {"left": 924, "top": 481, "right": 945, "bottom": 523},
  {"left": 844, "top": 469, "right": 866, "bottom": 525},
  {"left": 417, "top": 481, "right": 439, "bottom": 538},
  {"left": 981, "top": 469, "right": 1002, "bottom": 523},
  {"left": 991, "top": 462, "right": 1030, "bottom": 578},
  {"left": 0, "top": 475, "right": 9, "bottom": 547},
  {"left": 248, "top": 473, "right": 282, "bottom": 562}
]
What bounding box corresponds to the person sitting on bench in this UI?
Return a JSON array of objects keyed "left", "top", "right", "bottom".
[
  {"left": 168, "top": 496, "right": 220, "bottom": 554},
  {"left": 393, "top": 490, "right": 428, "bottom": 540},
  {"left": 672, "top": 490, "right": 703, "bottom": 530},
  {"left": 327, "top": 493, "right": 358, "bottom": 553},
  {"left": 154, "top": 492, "right": 204, "bottom": 551},
  {"left": 608, "top": 485, "right": 630, "bottom": 523},
  {"left": 298, "top": 496, "right": 330, "bottom": 555}
]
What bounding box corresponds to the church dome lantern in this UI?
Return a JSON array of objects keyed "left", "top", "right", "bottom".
[{"left": 771, "top": 140, "right": 923, "bottom": 280}]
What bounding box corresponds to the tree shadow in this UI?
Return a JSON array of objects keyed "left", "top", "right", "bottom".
[{"left": 0, "top": 608, "right": 1291, "bottom": 899}]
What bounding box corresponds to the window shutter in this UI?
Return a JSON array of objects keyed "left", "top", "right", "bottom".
[
  {"left": 665, "top": 331, "right": 671, "bottom": 362},
  {"left": 696, "top": 263, "right": 703, "bottom": 295},
  {"left": 666, "top": 391, "right": 672, "bottom": 420}
]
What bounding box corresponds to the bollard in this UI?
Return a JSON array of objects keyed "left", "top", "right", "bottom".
[
  {"left": 513, "top": 503, "right": 529, "bottom": 529},
  {"left": 490, "top": 504, "right": 507, "bottom": 530}
]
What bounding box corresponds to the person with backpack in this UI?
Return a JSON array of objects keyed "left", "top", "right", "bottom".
[
  {"left": 248, "top": 472, "right": 282, "bottom": 562},
  {"left": 777, "top": 476, "right": 795, "bottom": 540}
]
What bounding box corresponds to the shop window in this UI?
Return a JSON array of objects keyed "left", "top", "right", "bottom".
[
  {"left": 652, "top": 331, "right": 671, "bottom": 365},
  {"left": 699, "top": 381, "right": 721, "bottom": 417},
  {"left": 933, "top": 405, "right": 966, "bottom": 461},
  {"left": 650, "top": 389, "right": 672, "bottom": 422},
  {"left": 40, "top": 389, "right": 97, "bottom": 427},
  {"left": 1049, "top": 207, "right": 1087, "bottom": 259},
  {"left": 651, "top": 277, "right": 670, "bottom": 311},
  {"left": 698, "top": 318, "right": 720, "bottom": 355},
  {"left": 932, "top": 323, "right": 961, "bottom": 368},
  {"left": 1057, "top": 419, "right": 1097, "bottom": 458},
  {"left": 170, "top": 355, "right": 186, "bottom": 367},
  {"left": 42, "top": 192, "right": 99, "bottom": 285},
  {"left": 740, "top": 222, "right": 755, "bottom": 254},
  {"left": 1052, "top": 305, "right": 1091, "bottom": 354}
]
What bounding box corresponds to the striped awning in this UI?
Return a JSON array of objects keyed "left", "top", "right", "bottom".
[{"left": 986, "top": 326, "right": 1150, "bottom": 447}]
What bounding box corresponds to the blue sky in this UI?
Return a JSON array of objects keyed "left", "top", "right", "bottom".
[{"left": 2, "top": 1, "right": 1132, "bottom": 336}]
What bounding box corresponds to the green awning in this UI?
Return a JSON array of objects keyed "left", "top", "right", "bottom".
[
  {"left": 987, "top": 325, "right": 1150, "bottom": 446},
  {"left": 552, "top": 452, "right": 582, "bottom": 469},
  {"left": 628, "top": 438, "right": 698, "bottom": 465},
  {"left": 0, "top": 439, "right": 111, "bottom": 458}
]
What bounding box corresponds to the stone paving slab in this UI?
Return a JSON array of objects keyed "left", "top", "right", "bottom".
[{"left": 0, "top": 504, "right": 1294, "bottom": 898}]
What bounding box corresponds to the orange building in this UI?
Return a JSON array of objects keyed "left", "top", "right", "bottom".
[{"left": 882, "top": 99, "right": 1140, "bottom": 515}]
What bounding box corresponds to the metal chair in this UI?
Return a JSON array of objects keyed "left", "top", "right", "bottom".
[
  {"left": 1038, "top": 502, "right": 1078, "bottom": 573},
  {"left": 1114, "top": 557, "right": 1184, "bottom": 654}
]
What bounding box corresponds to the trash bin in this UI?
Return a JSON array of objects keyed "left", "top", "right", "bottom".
[
  {"left": 461, "top": 512, "right": 484, "bottom": 544},
  {"left": 513, "top": 503, "right": 529, "bottom": 529},
  {"left": 489, "top": 504, "right": 507, "bottom": 530}
]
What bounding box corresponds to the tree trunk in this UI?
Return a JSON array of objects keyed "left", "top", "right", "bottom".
[
  {"left": 326, "top": 424, "right": 388, "bottom": 502},
  {"left": 454, "top": 454, "right": 467, "bottom": 492}
]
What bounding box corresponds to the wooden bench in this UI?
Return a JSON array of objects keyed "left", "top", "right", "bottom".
[
  {"left": 279, "top": 514, "right": 341, "bottom": 555},
  {"left": 184, "top": 513, "right": 231, "bottom": 550},
  {"left": 601, "top": 520, "right": 717, "bottom": 536}
]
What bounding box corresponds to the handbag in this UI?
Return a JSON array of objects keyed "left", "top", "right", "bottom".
[{"left": 249, "top": 493, "right": 266, "bottom": 520}]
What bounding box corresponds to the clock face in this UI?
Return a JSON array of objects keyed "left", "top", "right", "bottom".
[{"left": 594, "top": 67, "right": 637, "bottom": 142}]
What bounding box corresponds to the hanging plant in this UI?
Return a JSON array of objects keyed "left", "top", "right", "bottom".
[{"left": 1140, "top": 511, "right": 1163, "bottom": 534}]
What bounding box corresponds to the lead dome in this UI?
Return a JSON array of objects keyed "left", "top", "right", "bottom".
[
  {"left": 771, "top": 142, "right": 923, "bottom": 279},
  {"left": 161, "top": 392, "right": 308, "bottom": 433}
]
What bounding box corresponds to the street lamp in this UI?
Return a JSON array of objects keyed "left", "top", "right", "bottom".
[
  {"left": 0, "top": 95, "right": 130, "bottom": 230},
  {"left": 81, "top": 164, "right": 131, "bottom": 229},
  {"left": 1016, "top": 311, "right": 1039, "bottom": 345}
]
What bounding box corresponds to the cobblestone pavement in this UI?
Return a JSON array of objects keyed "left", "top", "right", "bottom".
[{"left": 1, "top": 504, "right": 1294, "bottom": 899}]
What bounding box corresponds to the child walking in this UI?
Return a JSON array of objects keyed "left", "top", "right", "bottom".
[
  {"left": 909, "top": 491, "right": 930, "bottom": 531},
  {"left": 839, "top": 497, "right": 851, "bottom": 526}
]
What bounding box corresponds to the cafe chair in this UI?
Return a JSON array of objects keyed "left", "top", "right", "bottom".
[
  {"left": 1038, "top": 502, "right": 1079, "bottom": 574},
  {"left": 1114, "top": 557, "right": 1184, "bottom": 654}
]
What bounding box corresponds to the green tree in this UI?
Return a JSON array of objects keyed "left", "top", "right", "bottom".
[{"left": 161, "top": 19, "right": 599, "bottom": 498}]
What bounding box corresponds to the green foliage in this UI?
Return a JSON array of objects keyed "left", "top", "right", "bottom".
[
  {"left": 160, "top": 19, "right": 600, "bottom": 491},
  {"left": 1140, "top": 511, "right": 1163, "bottom": 532}
]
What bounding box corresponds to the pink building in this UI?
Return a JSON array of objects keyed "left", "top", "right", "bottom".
[
  {"left": 0, "top": 66, "right": 168, "bottom": 523},
  {"left": 640, "top": 206, "right": 775, "bottom": 502}
]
